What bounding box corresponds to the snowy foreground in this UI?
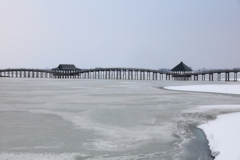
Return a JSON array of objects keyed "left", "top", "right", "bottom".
[{"left": 165, "top": 84, "right": 240, "bottom": 160}]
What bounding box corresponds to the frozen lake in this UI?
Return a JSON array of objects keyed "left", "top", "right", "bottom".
[{"left": 0, "top": 78, "right": 240, "bottom": 160}]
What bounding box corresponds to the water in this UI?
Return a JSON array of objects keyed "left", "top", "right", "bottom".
[{"left": 0, "top": 78, "right": 240, "bottom": 160}]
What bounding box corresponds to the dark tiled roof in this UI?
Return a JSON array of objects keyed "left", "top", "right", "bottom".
[
  {"left": 52, "top": 64, "right": 81, "bottom": 70},
  {"left": 171, "top": 62, "right": 192, "bottom": 71}
]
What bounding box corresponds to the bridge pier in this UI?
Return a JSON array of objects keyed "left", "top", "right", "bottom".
[
  {"left": 217, "top": 73, "right": 221, "bottom": 81},
  {"left": 104, "top": 71, "right": 107, "bottom": 79},
  {"left": 225, "top": 72, "right": 230, "bottom": 81},
  {"left": 34, "top": 71, "right": 36, "bottom": 78},
  {"left": 116, "top": 70, "right": 118, "bottom": 80},
  {"left": 147, "top": 72, "right": 150, "bottom": 80},
  {"left": 193, "top": 75, "right": 198, "bottom": 81},
  {"left": 202, "top": 74, "right": 205, "bottom": 81},
  {"left": 112, "top": 71, "right": 115, "bottom": 79},
  {"left": 208, "top": 73, "right": 213, "bottom": 81},
  {"left": 27, "top": 71, "right": 30, "bottom": 78},
  {"left": 234, "top": 72, "right": 238, "bottom": 81},
  {"left": 166, "top": 74, "right": 169, "bottom": 80}
]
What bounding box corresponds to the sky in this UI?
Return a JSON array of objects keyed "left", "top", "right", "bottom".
[{"left": 0, "top": 0, "right": 240, "bottom": 70}]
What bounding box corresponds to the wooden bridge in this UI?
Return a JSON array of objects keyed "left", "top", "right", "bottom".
[{"left": 0, "top": 67, "right": 239, "bottom": 81}]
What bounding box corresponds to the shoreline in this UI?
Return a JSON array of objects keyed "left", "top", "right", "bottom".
[
  {"left": 165, "top": 84, "right": 240, "bottom": 160},
  {"left": 198, "top": 111, "right": 240, "bottom": 160}
]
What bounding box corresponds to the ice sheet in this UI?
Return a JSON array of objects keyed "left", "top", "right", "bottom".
[{"left": 1, "top": 78, "right": 240, "bottom": 159}]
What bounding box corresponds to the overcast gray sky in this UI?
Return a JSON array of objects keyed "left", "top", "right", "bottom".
[{"left": 0, "top": 0, "right": 240, "bottom": 70}]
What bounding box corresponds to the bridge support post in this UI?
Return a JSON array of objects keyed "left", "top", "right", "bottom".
[
  {"left": 225, "top": 72, "right": 230, "bottom": 81},
  {"left": 37, "top": 72, "right": 39, "bottom": 78},
  {"left": 116, "top": 70, "right": 118, "bottom": 80},
  {"left": 27, "top": 71, "right": 30, "bottom": 78},
  {"left": 209, "top": 74, "right": 213, "bottom": 81},
  {"left": 217, "top": 73, "right": 221, "bottom": 81},
  {"left": 234, "top": 72, "right": 237, "bottom": 81}
]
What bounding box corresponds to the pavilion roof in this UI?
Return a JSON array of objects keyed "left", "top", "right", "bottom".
[
  {"left": 171, "top": 62, "right": 192, "bottom": 72},
  {"left": 52, "top": 64, "right": 81, "bottom": 70}
]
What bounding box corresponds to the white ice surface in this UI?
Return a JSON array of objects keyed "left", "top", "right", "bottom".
[
  {"left": 165, "top": 84, "right": 240, "bottom": 95},
  {"left": 165, "top": 84, "right": 240, "bottom": 160}
]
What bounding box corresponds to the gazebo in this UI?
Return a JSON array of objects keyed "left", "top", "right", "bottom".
[
  {"left": 171, "top": 62, "right": 192, "bottom": 80},
  {"left": 52, "top": 64, "right": 81, "bottom": 70},
  {"left": 52, "top": 64, "right": 81, "bottom": 78}
]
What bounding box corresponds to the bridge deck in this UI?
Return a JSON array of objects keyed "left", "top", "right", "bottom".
[{"left": 0, "top": 68, "right": 239, "bottom": 81}]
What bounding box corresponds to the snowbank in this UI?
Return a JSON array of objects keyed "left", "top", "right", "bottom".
[
  {"left": 198, "top": 112, "right": 240, "bottom": 160},
  {"left": 165, "top": 84, "right": 240, "bottom": 160},
  {"left": 165, "top": 84, "right": 240, "bottom": 95}
]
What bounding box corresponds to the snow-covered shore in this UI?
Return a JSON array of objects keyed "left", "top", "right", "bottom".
[
  {"left": 165, "top": 84, "right": 240, "bottom": 95},
  {"left": 165, "top": 84, "right": 240, "bottom": 160},
  {"left": 199, "top": 111, "right": 240, "bottom": 160}
]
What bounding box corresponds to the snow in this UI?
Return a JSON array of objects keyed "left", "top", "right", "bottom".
[
  {"left": 199, "top": 112, "right": 240, "bottom": 160},
  {"left": 165, "top": 84, "right": 240, "bottom": 95},
  {"left": 165, "top": 84, "right": 240, "bottom": 160}
]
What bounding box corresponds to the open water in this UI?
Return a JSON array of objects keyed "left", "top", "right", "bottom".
[{"left": 0, "top": 78, "right": 240, "bottom": 160}]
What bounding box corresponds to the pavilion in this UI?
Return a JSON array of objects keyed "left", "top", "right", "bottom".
[
  {"left": 52, "top": 64, "right": 81, "bottom": 78},
  {"left": 171, "top": 62, "right": 192, "bottom": 80}
]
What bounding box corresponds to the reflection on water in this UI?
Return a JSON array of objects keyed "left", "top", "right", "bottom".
[{"left": 0, "top": 78, "right": 239, "bottom": 159}]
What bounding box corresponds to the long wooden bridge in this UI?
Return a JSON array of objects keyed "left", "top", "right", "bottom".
[{"left": 0, "top": 67, "right": 239, "bottom": 81}]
